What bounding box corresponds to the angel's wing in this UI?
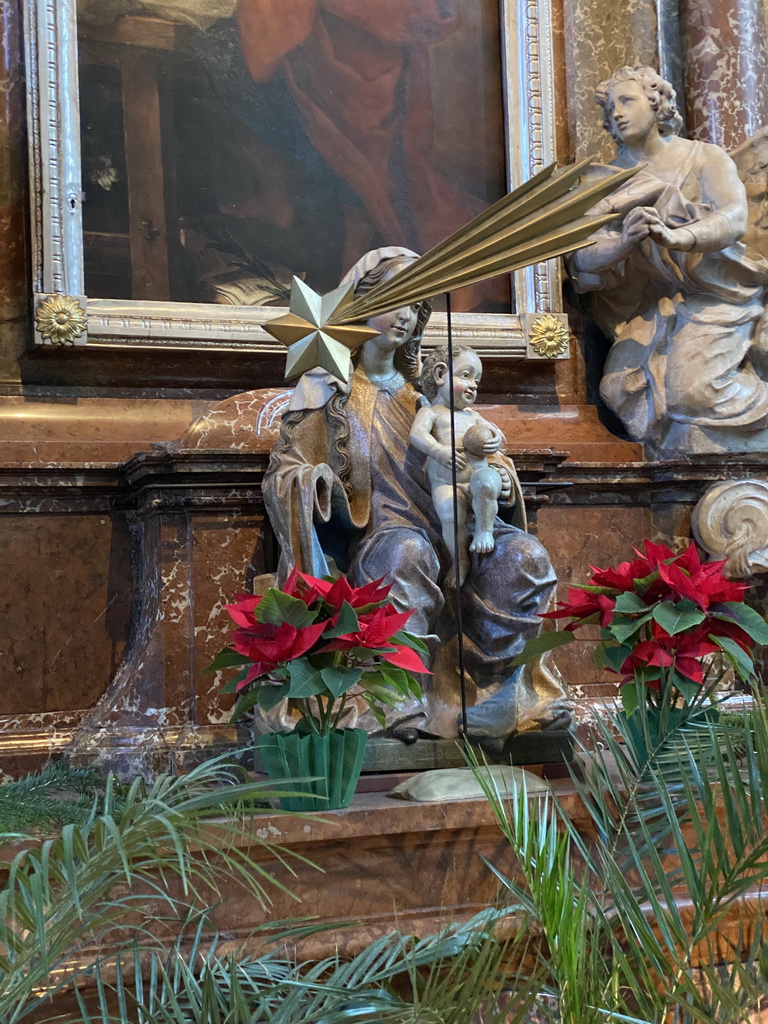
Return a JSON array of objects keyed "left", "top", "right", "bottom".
[{"left": 731, "top": 126, "right": 768, "bottom": 260}]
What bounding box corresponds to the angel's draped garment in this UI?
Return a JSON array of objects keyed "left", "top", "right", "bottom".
[
  {"left": 263, "top": 368, "right": 557, "bottom": 696},
  {"left": 569, "top": 141, "right": 768, "bottom": 452}
]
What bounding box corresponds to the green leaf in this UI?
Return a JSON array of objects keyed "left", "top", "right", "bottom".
[
  {"left": 713, "top": 635, "right": 756, "bottom": 684},
  {"left": 632, "top": 568, "right": 660, "bottom": 592},
  {"left": 713, "top": 602, "right": 768, "bottom": 645},
  {"left": 652, "top": 600, "right": 705, "bottom": 636},
  {"left": 631, "top": 665, "right": 663, "bottom": 685},
  {"left": 205, "top": 647, "right": 251, "bottom": 674},
  {"left": 320, "top": 666, "right": 362, "bottom": 697},
  {"left": 574, "top": 583, "right": 621, "bottom": 595},
  {"left": 620, "top": 681, "right": 642, "bottom": 717},
  {"left": 359, "top": 682, "right": 401, "bottom": 706},
  {"left": 256, "top": 682, "right": 291, "bottom": 711},
  {"left": 230, "top": 688, "right": 262, "bottom": 722},
  {"left": 670, "top": 671, "right": 702, "bottom": 705},
  {"left": 220, "top": 667, "right": 251, "bottom": 694},
  {"left": 614, "top": 591, "right": 649, "bottom": 614},
  {"left": 285, "top": 658, "right": 326, "bottom": 697},
  {"left": 390, "top": 630, "right": 429, "bottom": 654},
  {"left": 608, "top": 613, "right": 653, "bottom": 645},
  {"left": 596, "top": 643, "right": 631, "bottom": 673},
  {"left": 321, "top": 600, "right": 360, "bottom": 639},
  {"left": 510, "top": 630, "right": 575, "bottom": 666},
  {"left": 361, "top": 695, "right": 387, "bottom": 727},
  {"left": 255, "top": 589, "right": 317, "bottom": 628}
]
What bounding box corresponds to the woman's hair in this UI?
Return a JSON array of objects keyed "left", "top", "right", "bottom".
[
  {"left": 596, "top": 66, "right": 683, "bottom": 141},
  {"left": 351, "top": 256, "right": 433, "bottom": 383}
]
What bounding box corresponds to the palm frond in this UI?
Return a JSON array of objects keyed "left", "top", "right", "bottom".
[{"left": 0, "top": 756, "right": 313, "bottom": 1023}]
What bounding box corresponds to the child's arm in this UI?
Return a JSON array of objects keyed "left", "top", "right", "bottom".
[{"left": 410, "top": 406, "right": 464, "bottom": 469}]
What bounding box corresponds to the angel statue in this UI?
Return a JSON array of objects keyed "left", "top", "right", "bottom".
[
  {"left": 567, "top": 66, "right": 768, "bottom": 456},
  {"left": 262, "top": 247, "right": 570, "bottom": 748}
]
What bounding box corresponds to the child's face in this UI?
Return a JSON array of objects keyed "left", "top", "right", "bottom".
[{"left": 436, "top": 351, "right": 482, "bottom": 410}]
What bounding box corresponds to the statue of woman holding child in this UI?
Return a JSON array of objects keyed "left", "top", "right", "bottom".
[
  {"left": 263, "top": 247, "right": 568, "bottom": 744},
  {"left": 568, "top": 66, "right": 768, "bottom": 456}
]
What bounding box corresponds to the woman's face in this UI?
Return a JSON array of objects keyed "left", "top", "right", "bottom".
[
  {"left": 606, "top": 80, "right": 656, "bottom": 145},
  {"left": 366, "top": 302, "right": 420, "bottom": 352}
]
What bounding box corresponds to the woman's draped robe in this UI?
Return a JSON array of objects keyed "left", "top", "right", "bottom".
[{"left": 263, "top": 368, "right": 565, "bottom": 738}]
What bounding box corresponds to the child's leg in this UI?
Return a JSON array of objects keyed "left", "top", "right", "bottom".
[
  {"left": 469, "top": 468, "right": 502, "bottom": 553},
  {"left": 432, "top": 482, "right": 470, "bottom": 586}
]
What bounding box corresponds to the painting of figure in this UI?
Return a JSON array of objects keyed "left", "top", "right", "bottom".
[{"left": 77, "top": 0, "right": 511, "bottom": 312}]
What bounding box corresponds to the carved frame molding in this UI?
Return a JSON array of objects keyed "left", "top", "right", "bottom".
[{"left": 23, "top": 0, "right": 567, "bottom": 360}]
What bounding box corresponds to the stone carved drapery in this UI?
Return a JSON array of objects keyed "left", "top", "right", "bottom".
[{"left": 566, "top": 67, "right": 768, "bottom": 457}]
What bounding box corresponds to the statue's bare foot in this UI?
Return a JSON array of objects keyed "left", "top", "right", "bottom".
[
  {"left": 446, "top": 559, "right": 470, "bottom": 589},
  {"left": 470, "top": 531, "right": 495, "bottom": 554}
]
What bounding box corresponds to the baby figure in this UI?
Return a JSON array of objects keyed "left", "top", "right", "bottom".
[{"left": 409, "top": 346, "right": 505, "bottom": 587}]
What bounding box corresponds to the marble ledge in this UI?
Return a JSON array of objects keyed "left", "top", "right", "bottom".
[
  {"left": 0, "top": 779, "right": 583, "bottom": 860},
  {"left": 0, "top": 450, "right": 763, "bottom": 515},
  {"left": 0, "top": 390, "right": 645, "bottom": 467}
]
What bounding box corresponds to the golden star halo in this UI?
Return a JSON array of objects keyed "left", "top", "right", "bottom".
[{"left": 264, "top": 278, "right": 377, "bottom": 382}]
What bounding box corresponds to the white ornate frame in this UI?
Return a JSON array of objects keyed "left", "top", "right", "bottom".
[{"left": 24, "top": 0, "right": 567, "bottom": 360}]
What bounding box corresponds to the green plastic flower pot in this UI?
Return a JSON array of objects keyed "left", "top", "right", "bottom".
[{"left": 257, "top": 728, "right": 368, "bottom": 811}]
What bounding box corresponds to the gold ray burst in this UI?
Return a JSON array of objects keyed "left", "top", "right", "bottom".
[
  {"left": 266, "top": 160, "right": 637, "bottom": 381},
  {"left": 330, "top": 161, "right": 638, "bottom": 324}
]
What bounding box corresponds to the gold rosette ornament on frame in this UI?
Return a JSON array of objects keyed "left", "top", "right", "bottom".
[{"left": 35, "top": 296, "right": 87, "bottom": 346}]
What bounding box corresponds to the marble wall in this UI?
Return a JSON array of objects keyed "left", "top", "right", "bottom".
[
  {"left": 561, "top": 0, "right": 661, "bottom": 163},
  {"left": 559, "top": 0, "right": 768, "bottom": 161},
  {"left": 680, "top": 0, "right": 768, "bottom": 150}
]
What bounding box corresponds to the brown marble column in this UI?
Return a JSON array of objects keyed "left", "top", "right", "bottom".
[
  {"left": 680, "top": 0, "right": 768, "bottom": 149},
  {"left": 563, "top": 0, "right": 660, "bottom": 162},
  {"left": 0, "top": 0, "right": 29, "bottom": 384}
]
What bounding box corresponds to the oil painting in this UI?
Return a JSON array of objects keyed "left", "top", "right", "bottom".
[{"left": 77, "top": 0, "right": 511, "bottom": 313}]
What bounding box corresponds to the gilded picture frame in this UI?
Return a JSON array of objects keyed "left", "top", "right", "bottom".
[{"left": 24, "top": 0, "right": 568, "bottom": 361}]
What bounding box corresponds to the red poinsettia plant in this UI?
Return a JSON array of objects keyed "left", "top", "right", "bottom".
[
  {"left": 515, "top": 539, "right": 768, "bottom": 720},
  {"left": 207, "top": 568, "right": 428, "bottom": 736}
]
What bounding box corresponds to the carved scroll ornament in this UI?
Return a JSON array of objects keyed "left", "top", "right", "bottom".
[{"left": 692, "top": 479, "right": 768, "bottom": 578}]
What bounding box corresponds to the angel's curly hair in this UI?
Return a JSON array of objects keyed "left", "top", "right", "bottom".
[{"left": 596, "top": 66, "right": 683, "bottom": 142}]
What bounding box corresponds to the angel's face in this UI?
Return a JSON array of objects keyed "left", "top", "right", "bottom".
[{"left": 606, "top": 80, "right": 657, "bottom": 145}]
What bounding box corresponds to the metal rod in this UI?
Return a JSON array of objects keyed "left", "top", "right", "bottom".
[{"left": 445, "top": 292, "right": 469, "bottom": 739}]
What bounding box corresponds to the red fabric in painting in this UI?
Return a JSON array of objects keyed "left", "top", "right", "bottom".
[{"left": 234, "top": 0, "right": 484, "bottom": 258}]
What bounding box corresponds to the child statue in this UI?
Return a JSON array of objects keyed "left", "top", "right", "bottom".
[{"left": 409, "top": 346, "right": 505, "bottom": 586}]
